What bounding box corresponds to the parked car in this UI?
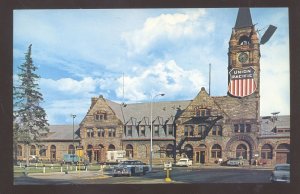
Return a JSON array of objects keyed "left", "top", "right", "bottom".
[
  {"left": 29, "top": 155, "right": 39, "bottom": 163},
  {"left": 176, "top": 158, "right": 192, "bottom": 167},
  {"left": 63, "top": 154, "right": 80, "bottom": 164},
  {"left": 226, "top": 158, "right": 245, "bottom": 166},
  {"left": 112, "top": 160, "right": 149, "bottom": 177},
  {"left": 270, "top": 164, "right": 290, "bottom": 183}
]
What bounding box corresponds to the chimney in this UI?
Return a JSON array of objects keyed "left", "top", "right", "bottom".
[{"left": 91, "top": 97, "right": 98, "bottom": 108}]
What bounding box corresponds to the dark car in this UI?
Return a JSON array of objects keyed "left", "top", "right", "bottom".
[{"left": 112, "top": 160, "right": 149, "bottom": 177}]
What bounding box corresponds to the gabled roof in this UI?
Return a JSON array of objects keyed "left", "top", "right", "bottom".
[{"left": 107, "top": 99, "right": 191, "bottom": 125}]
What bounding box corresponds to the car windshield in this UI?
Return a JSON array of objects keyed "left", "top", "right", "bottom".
[{"left": 275, "top": 165, "right": 290, "bottom": 171}]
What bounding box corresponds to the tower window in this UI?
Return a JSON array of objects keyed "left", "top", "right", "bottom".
[{"left": 238, "top": 35, "right": 251, "bottom": 45}]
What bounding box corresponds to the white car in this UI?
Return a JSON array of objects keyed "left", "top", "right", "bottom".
[
  {"left": 176, "top": 158, "right": 192, "bottom": 167},
  {"left": 270, "top": 164, "right": 290, "bottom": 183}
]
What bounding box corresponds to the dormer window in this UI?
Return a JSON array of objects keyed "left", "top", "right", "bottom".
[
  {"left": 195, "top": 106, "right": 211, "bottom": 117},
  {"left": 94, "top": 111, "right": 107, "bottom": 121}
]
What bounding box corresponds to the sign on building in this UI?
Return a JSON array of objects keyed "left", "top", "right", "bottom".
[{"left": 228, "top": 67, "right": 257, "bottom": 97}]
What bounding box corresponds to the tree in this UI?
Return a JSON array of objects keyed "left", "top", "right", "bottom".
[{"left": 13, "top": 44, "right": 49, "bottom": 166}]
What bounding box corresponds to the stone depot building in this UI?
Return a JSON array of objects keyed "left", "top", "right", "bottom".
[{"left": 16, "top": 8, "right": 290, "bottom": 166}]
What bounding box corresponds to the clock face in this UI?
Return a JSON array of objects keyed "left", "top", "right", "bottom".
[{"left": 238, "top": 52, "right": 249, "bottom": 63}]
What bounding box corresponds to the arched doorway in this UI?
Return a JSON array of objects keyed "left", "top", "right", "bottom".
[
  {"left": 87, "top": 144, "right": 93, "bottom": 163},
  {"left": 236, "top": 144, "right": 247, "bottom": 159},
  {"left": 97, "top": 144, "right": 105, "bottom": 163},
  {"left": 108, "top": 144, "right": 115, "bottom": 151},
  {"left": 125, "top": 144, "right": 133, "bottom": 158},
  {"left": 184, "top": 144, "right": 193, "bottom": 160},
  {"left": 50, "top": 145, "right": 56, "bottom": 161},
  {"left": 276, "top": 143, "right": 290, "bottom": 164},
  {"left": 195, "top": 144, "right": 206, "bottom": 164}
]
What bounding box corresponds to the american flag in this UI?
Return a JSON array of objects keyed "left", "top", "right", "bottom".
[{"left": 228, "top": 67, "right": 257, "bottom": 97}]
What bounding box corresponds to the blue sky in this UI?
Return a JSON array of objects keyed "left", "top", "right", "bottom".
[{"left": 13, "top": 8, "right": 290, "bottom": 125}]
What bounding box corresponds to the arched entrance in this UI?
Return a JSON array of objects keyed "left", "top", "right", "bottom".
[
  {"left": 236, "top": 144, "right": 247, "bottom": 159},
  {"left": 50, "top": 145, "right": 56, "bottom": 161},
  {"left": 184, "top": 144, "right": 193, "bottom": 160},
  {"left": 97, "top": 144, "right": 105, "bottom": 163},
  {"left": 276, "top": 143, "right": 290, "bottom": 164},
  {"left": 225, "top": 135, "right": 256, "bottom": 161},
  {"left": 108, "top": 144, "right": 115, "bottom": 151},
  {"left": 87, "top": 144, "right": 93, "bottom": 163},
  {"left": 125, "top": 144, "right": 133, "bottom": 159}
]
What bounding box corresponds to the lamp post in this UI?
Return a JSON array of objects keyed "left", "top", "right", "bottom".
[
  {"left": 71, "top": 114, "right": 76, "bottom": 162},
  {"left": 150, "top": 93, "right": 165, "bottom": 172}
]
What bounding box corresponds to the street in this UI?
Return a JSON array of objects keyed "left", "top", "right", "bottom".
[{"left": 14, "top": 166, "right": 273, "bottom": 184}]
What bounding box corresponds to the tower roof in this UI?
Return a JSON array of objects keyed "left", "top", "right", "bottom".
[{"left": 235, "top": 8, "right": 253, "bottom": 28}]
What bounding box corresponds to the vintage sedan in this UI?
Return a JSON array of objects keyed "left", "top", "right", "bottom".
[
  {"left": 112, "top": 160, "right": 149, "bottom": 177},
  {"left": 270, "top": 164, "right": 290, "bottom": 183},
  {"left": 176, "top": 158, "right": 192, "bottom": 167},
  {"left": 226, "top": 158, "right": 245, "bottom": 166}
]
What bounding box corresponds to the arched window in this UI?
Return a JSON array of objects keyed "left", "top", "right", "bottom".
[
  {"left": 277, "top": 143, "right": 290, "bottom": 150},
  {"left": 125, "top": 144, "right": 133, "bottom": 158},
  {"left": 236, "top": 144, "right": 247, "bottom": 159},
  {"left": 39, "top": 145, "right": 47, "bottom": 156},
  {"left": 30, "top": 145, "right": 36, "bottom": 155},
  {"left": 68, "top": 145, "right": 75, "bottom": 154},
  {"left": 108, "top": 144, "right": 115, "bottom": 151},
  {"left": 50, "top": 145, "right": 56, "bottom": 161},
  {"left": 211, "top": 144, "right": 222, "bottom": 158},
  {"left": 261, "top": 144, "right": 273, "bottom": 159},
  {"left": 17, "top": 145, "right": 22, "bottom": 156}
]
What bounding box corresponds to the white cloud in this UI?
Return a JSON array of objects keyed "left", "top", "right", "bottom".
[
  {"left": 122, "top": 9, "right": 214, "bottom": 56},
  {"left": 115, "top": 60, "right": 206, "bottom": 102},
  {"left": 40, "top": 77, "right": 99, "bottom": 94},
  {"left": 44, "top": 99, "right": 91, "bottom": 124}
]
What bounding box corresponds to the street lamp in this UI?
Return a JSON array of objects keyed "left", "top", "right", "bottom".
[
  {"left": 71, "top": 114, "right": 76, "bottom": 162},
  {"left": 150, "top": 93, "right": 165, "bottom": 172}
]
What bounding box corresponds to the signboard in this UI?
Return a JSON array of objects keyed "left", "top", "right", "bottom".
[
  {"left": 76, "top": 149, "right": 84, "bottom": 157},
  {"left": 228, "top": 67, "right": 256, "bottom": 97}
]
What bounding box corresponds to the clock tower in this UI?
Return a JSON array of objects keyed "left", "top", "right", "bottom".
[{"left": 228, "top": 8, "right": 260, "bottom": 98}]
